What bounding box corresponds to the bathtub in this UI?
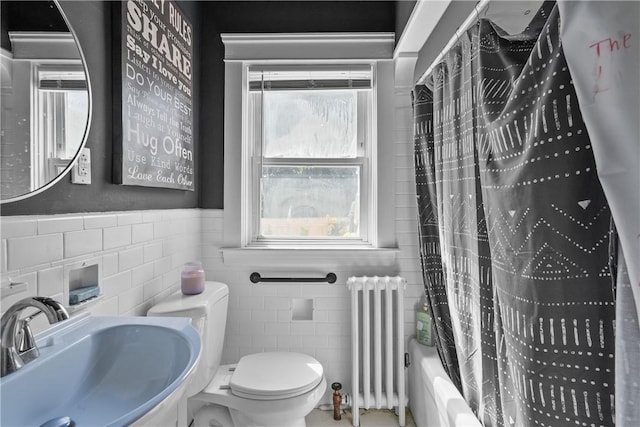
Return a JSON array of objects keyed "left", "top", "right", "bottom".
[{"left": 408, "top": 339, "right": 481, "bottom": 427}]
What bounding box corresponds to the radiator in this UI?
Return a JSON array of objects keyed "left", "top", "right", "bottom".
[{"left": 346, "top": 276, "right": 407, "bottom": 427}]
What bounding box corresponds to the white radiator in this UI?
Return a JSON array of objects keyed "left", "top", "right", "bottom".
[{"left": 346, "top": 276, "right": 407, "bottom": 427}]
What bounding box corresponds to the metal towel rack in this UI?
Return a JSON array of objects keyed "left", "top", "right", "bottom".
[{"left": 249, "top": 272, "right": 337, "bottom": 284}]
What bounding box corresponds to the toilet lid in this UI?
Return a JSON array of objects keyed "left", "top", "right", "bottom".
[{"left": 230, "top": 352, "right": 324, "bottom": 400}]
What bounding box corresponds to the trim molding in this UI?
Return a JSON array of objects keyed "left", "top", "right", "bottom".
[
  {"left": 8, "top": 32, "right": 81, "bottom": 60},
  {"left": 392, "top": 0, "right": 451, "bottom": 86},
  {"left": 221, "top": 32, "right": 395, "bottom": 61},
  {"left": 394, "top": 0, "right": 451, "bottom": 58},
  {"left": 394, "top": 52, "right": 419, "bottom": 91},
  {"left": 221, "top": 247, "right": 398, "bottom": 269}
]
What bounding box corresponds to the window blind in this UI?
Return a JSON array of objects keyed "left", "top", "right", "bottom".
[
  {"left": 39, "top": 79, "right": 87, "bottom": 90},
  {"left": 38, "top": 69, "right": 87, "bottom": 91},
  {"left": 248, "top": 65, "right": 373, "bottom": 91}
]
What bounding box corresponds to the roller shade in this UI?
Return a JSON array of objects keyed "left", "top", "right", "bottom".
[
  {"left": 38, "top": 69, "right": 87, "bottom": 91},
  {"left": 249, "top": 65, "right": 372, "bottom": 91},
  {"left": 39, "top": 79, "right": 87, "bottom": 90}
]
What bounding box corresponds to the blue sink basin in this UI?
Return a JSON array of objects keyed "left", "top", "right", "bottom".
[{"left": 0, "top": 315, "right": 201, "bottom": 427}]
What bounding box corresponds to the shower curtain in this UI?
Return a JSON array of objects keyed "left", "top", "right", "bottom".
[
  {"left": 413, "top": 3, "right": 616, "bottom": 426},
  {"left": 557, "top": 3, "right": 640, "bottom": 425}
]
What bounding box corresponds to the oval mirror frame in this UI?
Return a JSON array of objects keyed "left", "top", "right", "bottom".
[{"left": 0, "top": 0, "right": 92, "bottom": 204}]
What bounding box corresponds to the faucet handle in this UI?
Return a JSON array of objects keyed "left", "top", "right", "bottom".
[
  {"left": 16, "top": 316, "right": 40, "bottom": 362},
  {"left": 17, "top": 315, "right": 37, "bottom": 352}
]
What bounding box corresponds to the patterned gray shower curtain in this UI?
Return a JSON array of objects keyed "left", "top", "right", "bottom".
[{"left": 413, "top": 3, "right": 616, "bottom": 427}]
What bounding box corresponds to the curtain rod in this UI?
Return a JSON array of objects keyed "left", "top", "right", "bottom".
[{"left": 416, "top": 0, "right": 491, "bottom": 85}]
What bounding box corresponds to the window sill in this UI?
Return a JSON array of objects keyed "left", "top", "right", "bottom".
[{"left": 221, "top": 247, "right": 398, "bottom": 269}]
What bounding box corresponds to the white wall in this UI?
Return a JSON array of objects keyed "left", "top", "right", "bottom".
[{"left": 1, "top": 209, "right": 202, "bottom": 331}]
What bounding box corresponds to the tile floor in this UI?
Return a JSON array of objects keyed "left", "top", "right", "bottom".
[{"left": 306, "top": 408, "right": 416, "bottom": 427}]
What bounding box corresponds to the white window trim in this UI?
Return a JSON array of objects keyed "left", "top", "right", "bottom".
[
  {"left": 221, "top": 33, "right": 398, "bottom": 268},
  {"left": 247, "top": 65, "right": 373, "bottom": 246}
]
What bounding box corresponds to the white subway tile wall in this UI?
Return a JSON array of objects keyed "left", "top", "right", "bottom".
[
  {"left": 36, "top": 265, "right": 64, "bottom": 297},
  {"left": 64, "top": 228, "right": 103, "bottom": 259},
  {"left": 1, "top": 209, "right": 203, "bottom": 323},
  {"left": 0, "top": 91, "right": 422, "bottom": 405}
]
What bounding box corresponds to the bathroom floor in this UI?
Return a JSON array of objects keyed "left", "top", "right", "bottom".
[{"left": 306, "top": 408, "right": 416, "bottom": 427}]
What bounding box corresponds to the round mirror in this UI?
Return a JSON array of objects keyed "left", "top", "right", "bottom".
[{"left": 0, "top": 0, "right": 91, "bottom": 203}]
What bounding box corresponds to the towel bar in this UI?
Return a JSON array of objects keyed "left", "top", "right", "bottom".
[{"left": 249, "top": 272, "right": 337, "bottom": 284}]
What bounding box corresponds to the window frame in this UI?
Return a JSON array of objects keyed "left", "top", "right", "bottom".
[
  {"left": 31, "top": 63, "right": 88, "bottom": 189},
  {"left": 245, "top": 63, "right": 375, "bottom": 246},
  {"left": 221, "top": 33, "right": 398, "bottom": 268}
]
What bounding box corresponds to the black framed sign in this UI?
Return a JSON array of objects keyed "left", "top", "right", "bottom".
[{"left": 114, "top": 0, "right": 194, "bottom": 190}]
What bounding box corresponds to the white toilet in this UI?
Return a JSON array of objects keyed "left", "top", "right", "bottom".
[{"left": 147, "top": 281, "right": 327, "bottom": 427}]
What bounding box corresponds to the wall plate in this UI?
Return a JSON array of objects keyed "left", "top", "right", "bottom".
[{"left": 71, "top": 147, "right": 91, "bottom": 184}]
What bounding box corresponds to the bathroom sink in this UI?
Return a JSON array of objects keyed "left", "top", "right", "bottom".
[{"left": 0, "top": 315, "right": 201, "bottom": 427}]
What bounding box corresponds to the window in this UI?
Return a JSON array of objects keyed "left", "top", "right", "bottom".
[
  {"left": 221, "top": 33, "right": 397, "bottom": 267},
  {"left": 33, "top": 65, "right": 88, "bottom": 186},
  {"left": 247, "top": 66, "right": 373, "bottom": 244}
]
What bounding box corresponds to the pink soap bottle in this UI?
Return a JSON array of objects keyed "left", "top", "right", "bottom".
[{"left": 181, "top": 262, "right": 205, "bottom": 295}]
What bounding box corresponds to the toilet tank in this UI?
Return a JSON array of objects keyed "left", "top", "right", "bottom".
[{"left": 147, "top": 281, "right": 229, "bottom": 396}]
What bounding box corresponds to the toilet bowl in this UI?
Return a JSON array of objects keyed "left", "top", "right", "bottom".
[
  {"left": 195, "top": 354, "right": 326, "bottom": 427},
  {"left": 147, "top": 281, "right": 326, "bottom": 427}
]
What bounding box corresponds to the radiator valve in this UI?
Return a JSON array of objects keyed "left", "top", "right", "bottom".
[{"left": 331, "top": 382, "right": 342, "bottom": 420}]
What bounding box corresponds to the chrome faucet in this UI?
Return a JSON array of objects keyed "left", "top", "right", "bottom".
[{"left": 1, "top": 297, "right": 69, "bottom": 377}]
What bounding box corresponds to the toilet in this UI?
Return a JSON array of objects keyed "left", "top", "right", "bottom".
[{"left": 147, "top": 281, "right": 326, "bottom": 427}]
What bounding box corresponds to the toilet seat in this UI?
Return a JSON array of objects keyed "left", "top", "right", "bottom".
[{"left": 230, "top": 352, "right": 324, "bottom": 400}]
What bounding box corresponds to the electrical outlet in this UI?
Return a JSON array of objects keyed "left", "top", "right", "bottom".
[{"left": 71, "top": 147, "right": 91, "bottom": 184}]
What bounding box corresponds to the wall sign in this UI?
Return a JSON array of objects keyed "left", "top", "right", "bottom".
[{"left": 114, "top": 0, "right": 194, "bottom": 190}]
